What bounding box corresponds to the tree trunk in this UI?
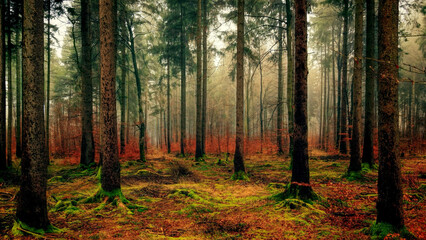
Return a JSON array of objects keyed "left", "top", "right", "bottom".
[
  {"left": 195, "top": 0, "right": 202, "bottom": 160},
  {"left": 167, "top": 55, "right": 171, "bottom": 153},
  {"left": 376, "top": 0, "right": 404, "bottom": 229},
  {"left": 180, "top": 3, "right": 186, "bottom": 156},
  {"left": 119, "top": 43, "right": 126, "bottom": 154},
  {"left": 15, "top": 30, "right": 21, "bottom": 158},
  {"left": 336, "top": 21, "right": 342, "bottom": 149},
  {"left": 234, "top": 0, "right": 246, "bottom": 175},
  {"left": 80, "top": 0, "right": 95, "bottom": 166},
  {"left": 319, "top": 46, "right": 323, "bottom": 148},
  {"left": 126, "top": 15, "right": 146, "bottom": 162},
  {"left": 6, "top": 0, "right": 12, "bottom": 166},
  {"left": 362, "top": 0, "right": 376, "bottom": 166},
  {"left": 290, "top": 0, "right": 313, "bottom": 195},
  {"left": 201, "top": 0, "right": 208, "bottom": 156},
  {"left": 339, "top": 0, "right": 349, "bottom": 154},
  {"left": 16, "top": 0, "right": 50, "bottom": 228},
  {"left": 349, "top": 0, "right": 363, "bottom": 172},
  {"left": 0, "top": 0, "right": 5, "bottom": 170},
  {"left": 332, "top": 26, "right": 336, "bottom": 150},
  {"left": 100, "top": 0, "right": 120, "bottom": 192},
  {"left": 286, "top": 0, "right": 294, "bottom": 157},
  {"left": 277, "top": 2, "right": 284, "bottom": 154},
  {"left": 259, "top": 45, "right": 264, "bottom": 152}
]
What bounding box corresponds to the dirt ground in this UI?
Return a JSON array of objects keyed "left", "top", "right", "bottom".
[{"left": 0, "top": 149, "right": 425, "bottom": 239}]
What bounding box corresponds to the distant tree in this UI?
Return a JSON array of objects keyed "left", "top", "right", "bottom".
[
  {"left": 277, "top": 0, "right": 284, "bottom": 155},
  {"left": 80, "top": 0, "right": 95, "bottom": 166},
  {"left": 233, "top": 0, "right": 246, "bottom": 179},
  {"left": 362, "top": 0, "right": 376, "bottom": 166},
  {"left": 339, "top": 0, "right": 349, "bottom": 154},
  {"left": 286, "top": 0, "right": 294, "bottom": 157},
  {"left": 376, "top": 0, "right": 405, "bottom": 233},
  {"left": 100, "top": 0, "right": 120, "bottom": 192},
  {"left": 16, "top": 0, "right": 50, "bottom": 229},
  {"left": 348, "top": 0, "right": 363, "bottom": 172},
  {"left": 0, "top": 0, "right": 6, "bottom": 170},
  {"left": 179, "top": 1, "right": 187, "bottom": 156},
  {"left": 201, "top": 0, "right": 208, "bottom": 156}
]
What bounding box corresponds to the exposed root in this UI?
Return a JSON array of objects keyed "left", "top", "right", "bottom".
[
  {"left": 83, "top": 188, "right": 147, "bottom": 214},
  {"left": 12, "top": 220, "right": 61, "bottom": 237},
  {"left": 273, "top": 182, "right": 319, "bottom": 204}
]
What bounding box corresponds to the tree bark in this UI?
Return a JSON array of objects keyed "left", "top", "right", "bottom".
[
  {"left": 201, "top": 0, "right": 208, "bottom": 156},
  {"left": 195, "top": 0, "right": 202, "bottom": 160},
  {"left": 362, "top": 0, "right": 376, "bottom": 166},
  {"left": 80, "top": 0, "right": 95, "bottom": 166},
  {"left": 16, "top": 0, "right": 50, "bottom": 228},
  {"left": 15, "top": 30, "right": 21, "bottom": 158},
  {"left": 277, "top": 2, "right": 284, "bottom": 154},
  {"left": 234, "top": 0, "right": 245, "bottom": 174},
  {"left": 292, "top": 0, "right": 310, "bottom": 185},
  {"left": 100, "top": 0, "right": 120, "bottom": 192},
  {"left": 180, "top": 3, "right": 186, "bottom": 156},
  {"left": 6, "top": 0, "right": 12, "bottom": 166},
  {"left": 349, "top": 0, "right": 363, "bottom": 172},
  {"left": 377, "top": 0, "right": 404, "bottom": 229},
  {"left": 286, "top": 0, "right": 294, "bottom": 156},
  {"left": 167, "top": 55, "right": 171, "bottom": 153},
  {"left": 339, "top": 0, "right": 349, "bottom": 154}
]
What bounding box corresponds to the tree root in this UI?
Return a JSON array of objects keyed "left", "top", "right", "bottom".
[
  {"left": 273, "top": 182, "right": 319, "bottom": 204},
  {"left": 83, "top": 188, "right": 147, "bottom": 214},
  {"left": 12, "top": 219, "right": 61, "bottom": 237}
]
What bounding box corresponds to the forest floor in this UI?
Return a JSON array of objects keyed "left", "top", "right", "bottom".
[{"left": 0, "top": 149, "right": 425, "bottom": 239}]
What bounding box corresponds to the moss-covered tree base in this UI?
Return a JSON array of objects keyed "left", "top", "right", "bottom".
[
  {"left": 370, "top": 222, "right": 416, "bottom": 240},
  {"left": 274, "top": 183, "right": 319, "bottom": 204},
  {"left": 12, "top": 220, "right": 61, "bottom": 238},
  {"left": 83, "top": 188, "right": 147, "bottom": 214},
  {"left": 231, "top": 171, "right": 250, "bottom": 181}
]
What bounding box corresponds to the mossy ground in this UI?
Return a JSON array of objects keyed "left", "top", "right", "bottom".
[{"left": 0, "top": 149, "right": 424, "bottom": 239}]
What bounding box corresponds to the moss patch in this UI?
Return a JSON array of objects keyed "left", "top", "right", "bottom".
[
  {"left": 231, "top": 171, "right": 250, "bottom": 181},
  {"left": 12, "top": 220, "right": 61, "bottom": 237},
  {"left": 370, "top": 222, "right": 415, "bottom": 240}
]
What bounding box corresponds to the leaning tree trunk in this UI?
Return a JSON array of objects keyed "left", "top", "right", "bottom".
[
  {"left": 195, "top": 0, "right": 202, "bottom": 160},
  {"left": 80, "top": 0, "right": 95, "bottom": 166},
  {"left": 362, "top": 0, "right": 376, "bottom": 166},
  {"left": 348, "top": 0, "right": 363, "bottom": 172},
  {"left": 277, "top": 2, "right": 284, "bottom": 154},
  {"left": 376, "top": 0, "right": 404, "bottom": 230},
  {"left": 339, "top": 0, "right": 349, "bottom": 154},
  {"left": 233, "top": 0, "right": 246, "bottom": 175},
  {"left": 100, "top": 0, "right": 120, "bottom": 192},
  {"left": 16, "top": 0, "right": 50, "bottom": 228}
]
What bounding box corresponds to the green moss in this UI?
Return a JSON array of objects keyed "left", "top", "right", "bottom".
[
  {"left": 84, "top": 188, "right": 129, "bottom": 204},
  {"left": 231, "top": 171, "right": 250, "bottom": 181},
  {"left": 370, "top": 222, "right": 415, "bottom": 240},
  {"left": 343, "top": 171, "right": 367, "bottom": 181},
  {"left": 12, "top": 220, "right": 61, "bottom": 237},
  {"left": 50, "top": 200, "right": 82, "bottom": 215},
  {"left": 272, "top": 183, "right": 319, "bottom": 204},
  {"left": 267, "top": 182, "right": 287, "bottom": 192}
]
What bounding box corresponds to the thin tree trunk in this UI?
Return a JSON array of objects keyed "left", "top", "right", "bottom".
[
  {"left": 332, "top": 26, "right": 337, "bottom": 150},
  {"left": 180, "top": 3, "right": 186, "bottom": 156},
  {"left": 319, "top": 46, "right": 323, "bottom": 148},
  {"left": 286, "top": 0, "right": 294, "bottom": 156},
  {"left": 339, "top": 0, "right": 349, "bottom": 154},
  {"left": 16, "top": 0, "right": 50, "bottom": 228},
  {"left": 377, "top": 0, "right": 404, "bottom": 229},
  {"left": 119, "top": 12, "right": 126, "bottom": 155},
  {"left": 6, "top": 0, "right": 12, "bottom": 166},
  {"left": 195, "top": 0, "right": 202, "bottom": 160},
  {"left": 277, "top": 2, "right": 284, "bottom": 154},
  {"left": 167, "top": 56, "right": 171, "bottom": 153},
  {"left": 201, "top": 0, "right": 208, "bottom": 156},
  {"left": 259, "top": 46, "right": 264, "bottom": 152},
  {"left": 336, "top": 21, "right": 342, "bottom": 149},
  {"left": 362, "top": 0, "right": 376, "bottom": 165},
  {"left": 15, "top": 30, "right": 21, "bottom": 158}
]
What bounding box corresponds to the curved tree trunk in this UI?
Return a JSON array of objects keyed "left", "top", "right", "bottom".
[{"left": 16, "top": 0, "right": 50, "bottom": 228}]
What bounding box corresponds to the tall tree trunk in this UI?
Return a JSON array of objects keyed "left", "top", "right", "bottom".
[
  {"left": 376, "top": 0, "right": 404, "bottom": 229},
  {"left": 15, "top": 30, "right": 21, "bottom": 158},
  {"left": 349, "top": 0, "right": 363, "bottom": 172},
  {"left": 339, "top": 0, "right": 349, "bottom": 154},
  {"left": 0, "top": 0, "right": 6, "bottom": 170},
  {"left": 362, "top": 0, "right": 376, "bottom": 166},
  {"left": 195, "top": 0, "right": 202, "bottom": 160},
  {"left": 16, "top": 0, "right": 50, "bottom": 228},
  {"left": 180, "top": 3, "right": 186, "bottom": 156},
  {"left": 277, "top": 1, "right": 284, "bottom": 154},
  {"left": 288, "top": 0, "right": 314, "bottom": 198},
  {"left": 336, "top": 21, "right": 342, "bottom": 149},
  {"left": 119, "top": 13, "right": 126, "bottom": 155},
  {"left": 167, "top": 56, "right": 171, "bottom": 153},
  {"left": 80, "top": 0, "right": 95, "bottom": 166},
  {"left": 332, "top": 26, "right": 337, "bottom": 150},
  {"left": 234, "top": 0, "right": 246, "bottom": 175},
  {"left": 325, "top": 60, "right": 330, "bottom": 151},
  {"left": 201, "top": 0, "right": 208, "bottom": 156},
  {"left": 6, "top": 0, "right": 12, "bottom": 166},
  {"left": 259, "top": 45, "right": 264, "bottom": 152},
  {"left": 45, "top": 0, "right": 51, "bottom": 163},
  {"left": 319, "top": 46, "right": 323, "bottom": 148},
  {"left": 100, "top": 0, "right": 120, "bottom": 192},
  {"left": 286, "top": 0, "right": 294, "bottom": 156},
  {"left": 126, "top": 16, "right": 145, "bottom": 162}
]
